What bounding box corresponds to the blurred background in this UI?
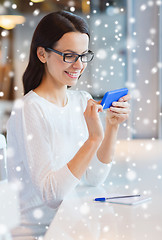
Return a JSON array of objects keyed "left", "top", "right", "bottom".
[{"left": 0, "top": 0, "right": 162, "bottom": 139}]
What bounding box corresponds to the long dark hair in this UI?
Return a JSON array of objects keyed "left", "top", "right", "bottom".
[{"left": 23, "top": 11, "right": 90, "bottom": 95}]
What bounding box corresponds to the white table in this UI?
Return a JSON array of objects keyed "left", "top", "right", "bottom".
[{"left": 44, "top": 140, "right": 162, "bottom": 240}]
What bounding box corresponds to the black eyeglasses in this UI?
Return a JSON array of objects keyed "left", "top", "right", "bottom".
[{"left": 45, "top": 47, "right": 94, "bottom": 63}]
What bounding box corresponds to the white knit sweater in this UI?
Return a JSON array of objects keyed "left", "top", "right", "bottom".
[{"left": 7, "top": 90, "right": 112, "bottom": 239}]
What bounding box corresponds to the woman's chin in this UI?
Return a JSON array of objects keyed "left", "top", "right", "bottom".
[{"left": 67, "top": 79, "right": 78, "bottom": 87}]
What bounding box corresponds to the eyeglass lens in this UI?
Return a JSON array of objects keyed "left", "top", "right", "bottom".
[{"left": 64, "top": 52, "right": 93, "bottom": 63}]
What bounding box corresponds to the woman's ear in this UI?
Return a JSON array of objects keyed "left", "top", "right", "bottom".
[{"left": 37, "top": 47, "right": 47, "bottom": 63}]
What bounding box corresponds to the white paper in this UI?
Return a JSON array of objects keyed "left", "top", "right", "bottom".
[{"left": 107, "top": 195, "right": 152, "bottom": 205}]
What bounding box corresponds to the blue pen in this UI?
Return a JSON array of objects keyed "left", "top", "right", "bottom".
[{"left": 94, "top": 194, "right": 141, "bottom": 202}]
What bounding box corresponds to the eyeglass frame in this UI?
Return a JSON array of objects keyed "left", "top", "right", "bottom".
[{"left": 44, "top": 47, "right": 94, "bottom": 63}]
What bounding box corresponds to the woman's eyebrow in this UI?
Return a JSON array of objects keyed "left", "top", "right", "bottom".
[{"left": 63, "top": 49, "right": 88, "bottom": 54}]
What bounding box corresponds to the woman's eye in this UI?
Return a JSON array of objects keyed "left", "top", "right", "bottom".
[{"left": 66, "top": 54, "right": 75, "bottom": 58}]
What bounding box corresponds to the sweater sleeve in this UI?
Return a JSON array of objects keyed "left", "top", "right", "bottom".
[
  {"left": 79, "top": 91, "right": 112, "bottom": 186},
  {"left": 84, "top": 155, "right": 112, "bottom": 186},
  {"left": 21, "top": 100, "right": 79, "bottom": 209}
]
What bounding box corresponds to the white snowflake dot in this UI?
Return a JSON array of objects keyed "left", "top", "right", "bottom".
[
  {"left": 151, "top": 67, "right": 158, "bottom": 74},
  {"left": 12, "top": 3, "right": 17, "bottom": 9},
  {"left": 140, "top": 4, "right": 147, "bottom": 11},
  {"left": 145, "top": 143, "right": 152, "bottom": 151},
  {"left": 80, "top": 204, "right": 90, "bottom": 215},
  {"left": 33, "top": 9, "right": 40, "bottom": 16},
  {"left": 33, "top": 208, "right": 44, "bottom": 219},
  {"left": 126, "top": 170, "right": 137, "bottom": 181},
  {"left": 27, "top": 134, "right": 33, "bottom": 141},
  {"left": 70, "top": 7, "right": 75, "bottom": 12},
  {"left": 1, "top": 30, "right": 9, "bottom": 37},
  {"left": 96, "top": 49, "right": 107, "bottom": 60},
  {"left": 0, "top": 92, "right": 4, "bottom": 97},
  {"left": 16, "top": 166, "right": 21, "bottom": 172},
  {"left": 95, "top": 19, "right": 101, "bottom": 26}
]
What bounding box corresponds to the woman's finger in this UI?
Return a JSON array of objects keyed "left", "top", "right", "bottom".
[
  {"left": 111, "top": 112, "right": 129, "bottom": 119},
  {"left": 118, "top": 94, "right": 131, "bottom": 102},
  {"left": 110, "top": 106, "right": 131, "bottom": 114},
  {"left": 91, "top": 102, "right": 103, "bottom": 113},
  {"left": 85, "top": 99, "right": 103, "bottom": 115},
  {"left": 108, "top": 111, "right": 129, "bottom": 118},
  {"left": 112, "top": 101, "right": 130, "bottom": 108}
]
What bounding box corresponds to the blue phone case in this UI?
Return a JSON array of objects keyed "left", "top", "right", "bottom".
[{"left": 101, "top": 88, "right": 128, "bottom": 109}]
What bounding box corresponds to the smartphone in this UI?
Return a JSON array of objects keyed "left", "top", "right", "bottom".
[{"left": 100, "top": 88, "right": 128, "bottom": 110}]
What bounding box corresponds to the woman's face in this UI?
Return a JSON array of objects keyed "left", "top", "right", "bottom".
[{"left": 43, "top": 32, "right": 89, "bottom": 87}]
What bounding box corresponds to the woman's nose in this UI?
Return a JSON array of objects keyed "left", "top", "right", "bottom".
[{"left": 72, "top": 57, "right": 84, "bottom": 69}]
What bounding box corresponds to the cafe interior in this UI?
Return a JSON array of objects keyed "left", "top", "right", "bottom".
[{"left": 0, "top": 0, "right": 162, "bottom": 239}]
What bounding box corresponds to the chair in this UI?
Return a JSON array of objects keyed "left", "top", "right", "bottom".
[
  {"left": 0, "top": 134, "right": 20, "bottom": 240},
  {"left": 0, "top": 134, "right": 7, "bottom": 182}
]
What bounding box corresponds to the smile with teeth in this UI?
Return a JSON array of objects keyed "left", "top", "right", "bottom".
[{"left": 65, "top": 71, "right": 80, "bottom": 78}]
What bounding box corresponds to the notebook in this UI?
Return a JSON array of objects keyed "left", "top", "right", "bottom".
[{"left": 107, "top": 195, "right": 152, "bottom": 206}]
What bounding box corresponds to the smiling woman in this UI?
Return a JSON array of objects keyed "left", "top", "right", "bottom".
[
  {"left": 6, "top": 10, "right": 130, "bottom": 240},
  {"left": 22, "top": 11, "right": 90, "bottom": 95},
  {"left": 35, "top": 31, "right": 90, "bottom": 94}
]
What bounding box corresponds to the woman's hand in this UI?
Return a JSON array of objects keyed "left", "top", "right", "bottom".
[
  {"left": 106, "top": 94, "right": 131, "bottom": 126},
  {"left": 84, "top": 99, "right": 104, "bottom": 143}
]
